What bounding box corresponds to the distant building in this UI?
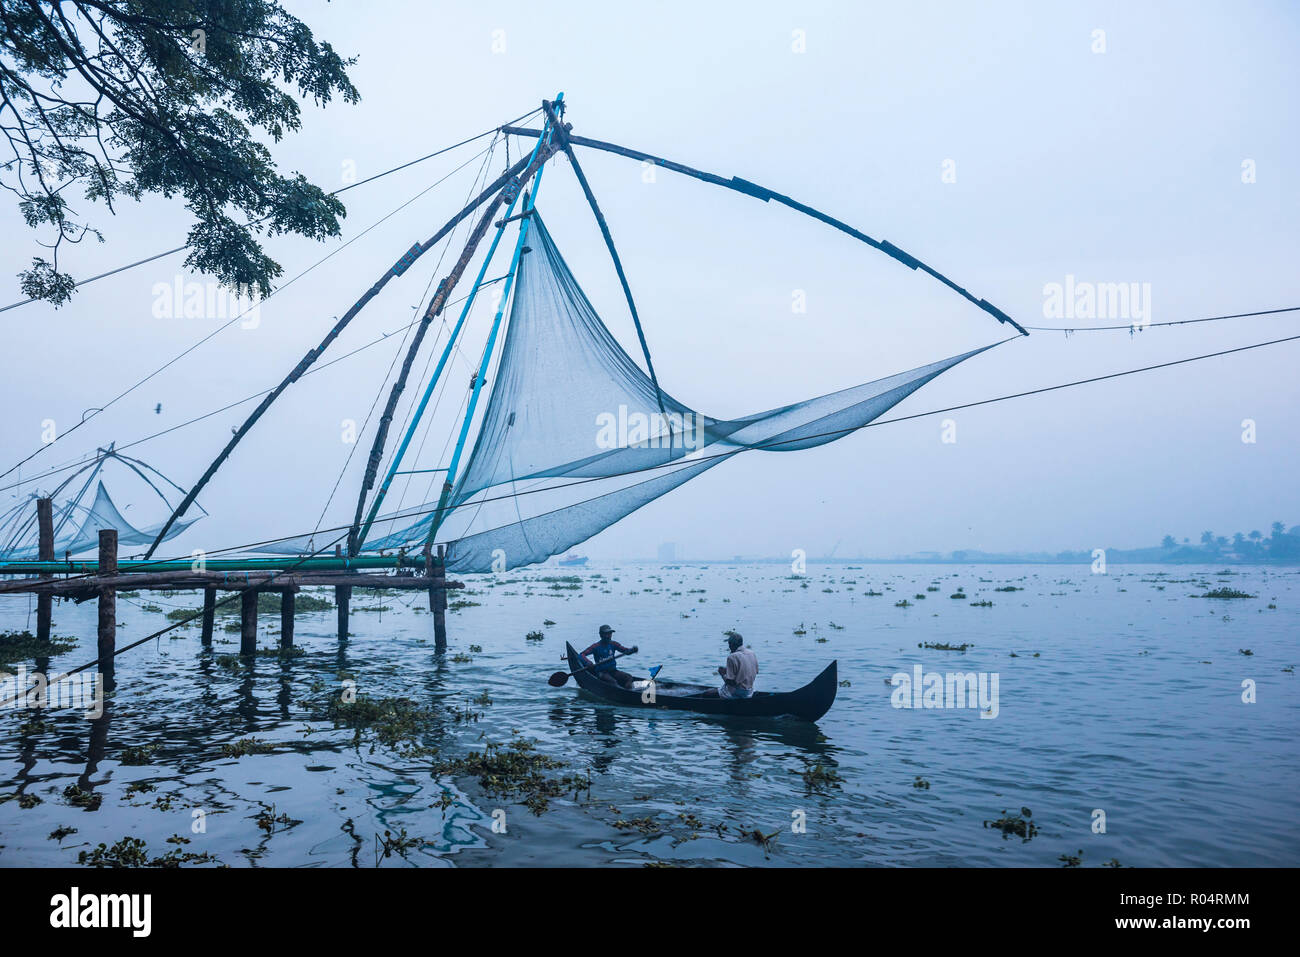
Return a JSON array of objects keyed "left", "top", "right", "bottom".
[{"left": 657, "top": 542, "right": 677, "bottom": 562}]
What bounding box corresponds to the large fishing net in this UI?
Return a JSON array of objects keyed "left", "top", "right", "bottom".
[{"left": 347, "top": 214, "right": 997, "bottom": 571}]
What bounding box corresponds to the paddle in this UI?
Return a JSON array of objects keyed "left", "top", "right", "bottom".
[{"left": 548, "top": 649, "right": 637, "bottom": 687}]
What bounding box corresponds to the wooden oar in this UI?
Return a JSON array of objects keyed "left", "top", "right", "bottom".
[{"left": 548, "top": 649, "right": 637, "bottom": 687}]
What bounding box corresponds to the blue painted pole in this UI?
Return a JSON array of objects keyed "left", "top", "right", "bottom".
[
  {"left": 425, "top": 93, "right": 564, "bottom": 547},
  {"left": 355, "top": 98, "right": 560, "bottom": 550}
]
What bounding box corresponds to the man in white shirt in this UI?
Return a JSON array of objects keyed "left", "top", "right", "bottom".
[{"left": 715, "top": 631, "right": 758, "bottom": 699}]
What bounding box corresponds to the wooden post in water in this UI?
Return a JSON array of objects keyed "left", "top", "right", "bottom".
[
  {"left": 433, "top": 544, "right": 447, "bottom": 653},
  {"left": 36, "top": 498, "right": 53, "bottom": 643},
  {"left": 280, "top": 588, "right": 296, "bottom": 648},
  {"left": 201, "top": 587, "right": 216, "bottom": 647},
  {"left": 96, "top": 529, "right": 117, "bottom": 672},
  {"left": 240, "top": 589, "right": 258, "bottom": 656},
  {"left": 335, "top": 585, "right": 351, "bottom": 640}
]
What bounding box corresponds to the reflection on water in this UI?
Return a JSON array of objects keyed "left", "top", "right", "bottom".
[{"left": 1, "top": 563, "right": 1298, "bottom": 867}]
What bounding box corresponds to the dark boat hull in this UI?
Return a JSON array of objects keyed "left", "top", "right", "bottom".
[{"left": 563, "top": 642, "right": 837, "bottom": 722}]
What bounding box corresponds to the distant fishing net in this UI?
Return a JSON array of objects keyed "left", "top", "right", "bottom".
[
  {"left": 0, "top": 481, "right": 199, "bottom": 560},
  {"left": 346, "top": 213, "right": 998, "bottom": 571}
]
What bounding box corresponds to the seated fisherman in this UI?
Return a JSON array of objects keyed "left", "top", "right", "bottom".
[
  {"left": 578, "top": 624, "right": 639, "bottom": 689},
  {"left": 707, "top": 631, "right": 758, "bottom": 699}
]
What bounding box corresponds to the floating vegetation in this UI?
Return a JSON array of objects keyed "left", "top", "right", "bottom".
[
  {"left": 450, "top": 653, "right": 473, "bottom": 663},
  {"left": 828, "top": 621, "right": 845, "bottom": 630},
  {"left": 48, "top": 825, "right": 77, "bottom": 842},
  {"left": 139, "top": 603, "right": 164, "bottom": 613},
  {"left": 863, "top": 589, "right": 883, "bottom": 596},
  {"left": 119, "top": 744, "right": 158, "bottom": 766},
  {"left": 525, "top": 630, "right": 545, "bottom": 641},
  {"left": 448, "top": 599, "right": 481, "bottom": 611},
  {"left": 894, "top": 599, "right": 912, "bottom": 608},
  {"left": 254, "top": 802, "right": 300, "bottom": 834},
  {"left": 950, "top": 592, "right": 967, "bottom": 600},
  {"left": 919, "top": 641, "right": 971, "bottom": 652},
  {"left": 1238, "top": 649, "right": 1253, "bottom": 656},
  {"left": 994, "top": 586, "right": 1022, "bottom": 592},
  {"left": 800, "top": 762, "right": 842, "bottom": 792},
  {"left": 315, "top": 694, "right": 441, "bottom": 754},
  {"left": 913, "top": 776, "right": 931, "bottom": 790},
  {"left": 1058, "top": 849, "right": 1084, "bottom": 867},
  {"left": 375, "top": 827, "right": 429, "bottom": 862},
  {"left": 0, "top": 630, "right": 77, "bottom": 667},
  {"left": 430, "top": 737, "right": 588, "bottom": 815},
  {"left": 970, "top": 600, "right": 994, "bottom": 607},
  {"left": 543, "top": 619, "right": 556, "bottom": 626},
  {"left": 352, "top": 605, "right": 392, "bottom": 613},
  {"left": 984, "top": 808, "right": 1038, "bottom": 842},
  {"left": 221, "top": 736, "right": 276, "bottom": 757},
  {"left": 77, "top": 835, "right": 222, "bottom": 868},
  {"left": 838, "top": 679, "right": 851, "bottom": 688},
  {"left": 1199, "top": 587, "right": 1256, "bottom": 599},
  {"left": 62, "top": 784, "right": 102, "bottom": 810},
  {"left": 611, "top": 816, "right": 661, "bottom": 835}
]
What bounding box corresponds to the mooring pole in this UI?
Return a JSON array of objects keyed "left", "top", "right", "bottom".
[
  {"left": 36, "top": 497, "right": 53, "bottom": 643},
  {"left": 280, "top": 588, "right": 296, "bottom": 648},
  {"left": 201, "top": 587, "right": 216, "bottom": 648},
  {"left": 432, "top": 544, "right": 447, "bottom": 652},
  {"left": 239, "top": 589, "right": 258, "bottom": 656},
  {"left": 96, "top": 529, "right": 117, "bottom": 673},
  {"left": 335, "top": 585, "right": 351, "bottom": 640}
]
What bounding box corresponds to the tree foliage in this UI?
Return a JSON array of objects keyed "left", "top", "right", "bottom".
[{"left": 0, "top": 0, "right": 359, "bottom": 305}]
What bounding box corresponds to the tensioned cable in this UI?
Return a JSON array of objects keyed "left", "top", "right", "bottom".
[
  {"left": 0, "top": 140, "right": 501, "bottom": 484},
  {"left": 0, "top": 106, "right": 544, "bottom": 316},
  {"left": 1024, "top": 305, "right": 1299, "bottom": 333}
]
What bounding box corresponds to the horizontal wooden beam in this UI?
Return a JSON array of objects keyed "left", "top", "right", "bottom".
[{"left": 0, "top": 571, "right": 464, "bottom": 597}]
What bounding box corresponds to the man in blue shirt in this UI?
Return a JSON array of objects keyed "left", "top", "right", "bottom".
[{"left": 578, "top": 624, "right": 638, "bottom": 689}]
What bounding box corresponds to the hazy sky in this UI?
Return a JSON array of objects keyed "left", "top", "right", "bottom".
[{"left": 2, "top": 0, "right": 1297, "bottom": 561}]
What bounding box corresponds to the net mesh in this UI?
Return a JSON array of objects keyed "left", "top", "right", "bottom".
[{"left": 349, "top": 213, "right": 998, "bottom": 571}]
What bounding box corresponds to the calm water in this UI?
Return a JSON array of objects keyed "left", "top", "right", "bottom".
[{"left": 1, "top": 563, "right": 1297, "bottom": 867}]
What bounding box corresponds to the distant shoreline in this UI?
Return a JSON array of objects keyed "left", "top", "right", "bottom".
[{"left": 619, "top": 557, "right": 1300, "bottom": 567}]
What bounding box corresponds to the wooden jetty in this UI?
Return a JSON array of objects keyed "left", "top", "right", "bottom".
[{"left": 1, "top": 499, "right": 462, "bottom": 673}]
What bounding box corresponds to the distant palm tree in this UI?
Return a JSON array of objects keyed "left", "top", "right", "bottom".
[
  {"left": 1161, "top": 535, "right": 1176, "bottom": 549},
  {"left": 1200, "top": 530, "right": 1216, "bottom": 547},
  {"left": 1271, "top": 521, "right": 1287, "bottom": 539},
  {"left": 1249, "top": 530, "right": 1263, "bottom": 541}
]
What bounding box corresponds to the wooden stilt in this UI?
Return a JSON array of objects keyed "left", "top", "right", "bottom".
[
  {"left": 335, "top": 585, "right": 351, "bottom": 640},
  {"left": 433, "top": 544, "right": 447, "bottom": 653},
  {"left": 36, "top": 498, "right": 53, "bottom": 643},
  {"left": 96, "top": 529, "right": 117, "bottom": 672},
  {"left": 280, "top": 589, "right": 296, "bottom": 648},
  {"left": 240, "top": 589, "right": 258, "bottom": 656},
  {"left": 201, "top": 587, "right": 216, "bottom": 647}
]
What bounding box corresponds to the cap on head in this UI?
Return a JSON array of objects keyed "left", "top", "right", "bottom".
[{"left": 599, "top": 624, "right": 615, "bottom": 638}]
